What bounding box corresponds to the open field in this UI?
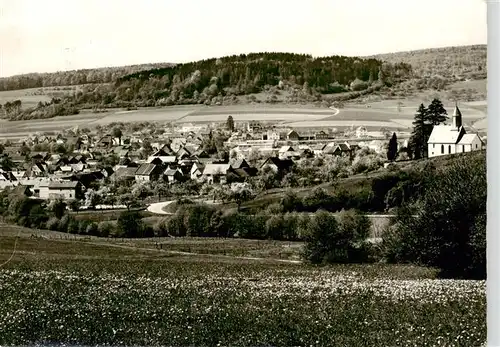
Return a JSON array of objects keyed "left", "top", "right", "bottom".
[
  {"left": 0, "top": 90, "right": 488, "bottom": 139},
  {"left": 0, "top": 86, "right": 81, "bottom": 110},
  {"left": 0, "top": 223, "right": 486, "bottom": 346}
]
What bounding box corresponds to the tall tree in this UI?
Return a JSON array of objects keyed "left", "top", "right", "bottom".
[
  {"left": 387, "top": 132, "right": 398, "bottom": 161},
  {"left": 409, "top": 104, "right": 431, "bottom": 160},
  {"left": 226, "top": 115, "right": 235, "bottom": 132},
  {"left": 427, "top": 98, "right": 448, "bottom": 125},
  {"left": 112, "top": 127, "right": 123, "bottom": 144}
]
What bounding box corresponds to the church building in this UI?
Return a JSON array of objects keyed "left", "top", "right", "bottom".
[{"left": 427, "top": 105, "right": 484, "bottom": 158}]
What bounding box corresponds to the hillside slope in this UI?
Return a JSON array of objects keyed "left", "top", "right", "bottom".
[{"left": 367, "top": 45, "right": 486, "bottom": 81}]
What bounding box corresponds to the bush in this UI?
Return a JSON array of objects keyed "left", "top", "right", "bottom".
[
  {"left": 302, "top": 187, "right": 334, "bottom": 212},
  {"left": 383, "top": 153, "right": 486, "bottom": 279},
  {"left": 280, "top": 190, "right": 302, "bottom": 212},
  {"left": 265, "top": 214, "right": 285, "bottom": 240},
  {"left": 67, "top": 219, "right": 80, "bottom": 234},
  {"left": 46, "top": 217, "right": 60, "bottom": 231},
  {"left": 116, "top": 211, "right": 144, "bottom": 238},
  {"left": 153, "top": 218, "right": 169, "bottom": 237},
  {"left": 229, "top": 212, "right": 267, "bottom": 239},
  {"left": 336, "top": 209, "right": 375, "bottom": 262},
  {"left": 97, "top": 221, "right": 115, "bottom": 237},
  {"left": 302, "top": 209, "right": 374, "bottom": 264},
  {"left": 302, "top": 210, "right": 342, "bottom": 264},
  {"left": 85, "top": 222, "right": 99, "bottom": 236},
  {"left": 58, "top": 215, "right": 71, "bottom": 232}
]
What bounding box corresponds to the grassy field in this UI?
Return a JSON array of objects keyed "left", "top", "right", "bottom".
[
  {"left": 0, "top": 87, "right": 488, "bottom": 139},
  {"left": 0, "top": 224, "right": 485, "bottom": 346},
  {"left": 0, "top": 86, "right": 82, "bottom": 110}
]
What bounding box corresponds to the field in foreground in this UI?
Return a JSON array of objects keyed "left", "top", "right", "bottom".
[{"left": 0, "top": 226, "right": 486, "bottom": 346}]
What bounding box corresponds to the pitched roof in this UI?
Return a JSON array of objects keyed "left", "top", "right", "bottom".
[
  {"left": 428, "top": 125, "right": 465, "bottom": 144},
  {"left": 231, "top": 159, "right": 249, "bottom": 169},
  {"left": 147, "top": 155, "right": 177, "bottom": 164},
  {"left": 135, "top": 163, "right": 158, "bottom": 176},
  {"left": 458, "top": 133, "right": 479, "bottom": 145},
  {"left": 164, "top": 167, "right": 181, "bottom": 176},
  {"left": 48, "top": 181, "right": 79, "bottom": 189},
  {"left": 261, "top": 157, "right": 294, "bottom": 170},
  {"left": 202, "top": 163, "right": 231, "bottom": 175},
  {"left": 279, "top": 146, "right": 295, "bottom": 153}
]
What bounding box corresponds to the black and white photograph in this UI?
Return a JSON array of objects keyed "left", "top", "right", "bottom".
[{"left": 0, "top": 0, "right": 491, "bottom": 346}]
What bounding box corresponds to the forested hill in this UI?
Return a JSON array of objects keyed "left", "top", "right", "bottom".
[
  {"left": 366, "top": 45, "right": 486, "bottom": 80},
  {"left": 115, "top": 52, "right": 411, "bottom": 98},
  {"left": 4, "top": 52, "right": 415, "bottom": 120},
  {"left": 0, "top": 63, "right": 175, "bottom": 91}
]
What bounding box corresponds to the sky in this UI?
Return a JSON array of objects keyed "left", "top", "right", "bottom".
[{"left": 0, "top": 0, "right": 487, "bottom": 78}]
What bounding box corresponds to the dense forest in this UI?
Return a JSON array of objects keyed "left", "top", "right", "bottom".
[
  {"left": 0, "top": 63, "right": 175, "bottom": 91},
  {"left": 5, "top": 52, "right": 412, "bottom": 120}
]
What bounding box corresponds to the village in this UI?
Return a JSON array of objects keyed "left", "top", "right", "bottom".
[{"left": 0, "top": 115, "right": 413, "bottom": 207}]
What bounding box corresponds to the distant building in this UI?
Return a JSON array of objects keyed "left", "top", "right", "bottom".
[
  {"left": 47, "top": 181, "right": 83, "bottom": 200},
  {"left": 356, "top": 126, "right": 367, "bottom": 138},
  {"left": 135, "top": 163, "right": 163, "bottom": 182},
  {"left": 247, "top": 121, "right": 263, "bottom": 132},
  {"left": 427, "top": 105, "right": 484, "bottom": 158},
  {"left": 286, "top": 130, "right": 300, "bottom": 142}
]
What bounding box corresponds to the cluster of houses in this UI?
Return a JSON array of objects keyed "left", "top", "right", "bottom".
[
  {"left": 0, "top": 106, "right": 482, "bottom": 202},
  {"left": 0, "top": 121, "right": 370, "bottom": 202}
]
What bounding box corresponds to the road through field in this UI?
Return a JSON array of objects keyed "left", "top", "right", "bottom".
[{"left": 147, "top": 201, "right": 175, "bottom": 215}]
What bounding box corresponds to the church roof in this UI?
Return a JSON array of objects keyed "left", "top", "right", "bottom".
[
  {"left": 428, "top": 125, "right": 465, "bottom": 144},
  {"left": 458, "top": 133, "right": 479, "bottom": 145}
]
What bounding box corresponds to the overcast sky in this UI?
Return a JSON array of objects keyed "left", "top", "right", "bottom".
[{"left": 0, "top": 0, "right": 487, "bottom": 78}]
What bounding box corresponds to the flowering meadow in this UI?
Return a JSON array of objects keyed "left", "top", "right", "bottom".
[
  {"left": 0, "top": 257, "right": 484, "bottom": 347},
  {"left": 0, "top": 228, "right": 486, "bottom": 346}
]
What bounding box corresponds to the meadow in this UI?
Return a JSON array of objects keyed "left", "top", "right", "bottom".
[
  {"left": 0, "top": 85, "right": 488, "bottom": 139},
  {"left": 0, "top": 225, "right": 486, "bottom": 346}
]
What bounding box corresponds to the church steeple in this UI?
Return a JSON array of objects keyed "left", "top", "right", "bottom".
[{"left": 452, "top": 103, "right": 462, "bottom": 129}]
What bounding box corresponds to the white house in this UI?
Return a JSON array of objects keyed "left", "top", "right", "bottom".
[
  {"left": 356, "top": 126, "right": 367, "bottom": 138},
  {"left": 427, "top": 105, "right": 484, "bottom": 158}
]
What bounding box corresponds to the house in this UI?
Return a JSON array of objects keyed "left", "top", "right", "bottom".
[
  {"left": 262, "top": 129, "right": 280, "bottom": 141},
  {"left": 176, "top": 146, "right": 192, "bottom": 160},
  {"left": 323, "top": 142, "right": 357, "bottom": 156},
  {"left": 66, "top": 136, "right": 84, "bottom": 150},
  {"left": 96, "top": 135, "right": 113, "bottom": 149},
  {"left": 0, "top": 172, "right": 17, "bottom": 189},
  {"left": 164, "top": 167, "right": 185, "bottom": 184},
  {"left": 47, "top": 181, "right": 83, "bottom": 200},
  {"left": 311, "top": 143, "right": 326, "bottom": 156},
  {"left": 190, "top": 162, "right": 206, "bottom": 181},
  {"left": 260, "top": 157, "right": 294, "bottom": 174},
  {"left": 247, "top": 121, "right": 263, "bottom": 132},
  {"left": 356, "top": 126, "right": 368, "bottom": 138},
  {"left": 226, "top": 166, "right": 258, "bottom": 183},
  {"left": 278, "top": 146, "right": 298, "bottom": 159},
  {"left": 146, "top": 155, "right": 177, "bottom": 165},
  {"left": 315, "top": 130, "right": 329, "bottom": 140},
  {"left": 24, "top": 162, "right": 47, "bottom": 177},
  {"left": 11, "top": 184, "right": 31, "bottom": 197},
  {"left": 134, "top": 163, "right": 163, "bottom": 182},
  {"left": 30, "top": 152, "right": 50, "bottom": 162},
  {"left": 110, "top": 167, "right": 137, "bottom": 183},
  {"left": 151, "top": 148, "right": 170, "bottom": 157},
  {"left": 286, "top": 130, "right": 300, "bottom": 142},
  {"left": 427, "top": 105, "right": 484, "bottom": 158},
  {"left": 201, "top": 163, "right": 231, "bottom": 184},
  {"left": 193, "top": 149, "right": 209, "bottom": 158},
  {"left": 231, "top": 158, "right": 250, "bottom": 170}
]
